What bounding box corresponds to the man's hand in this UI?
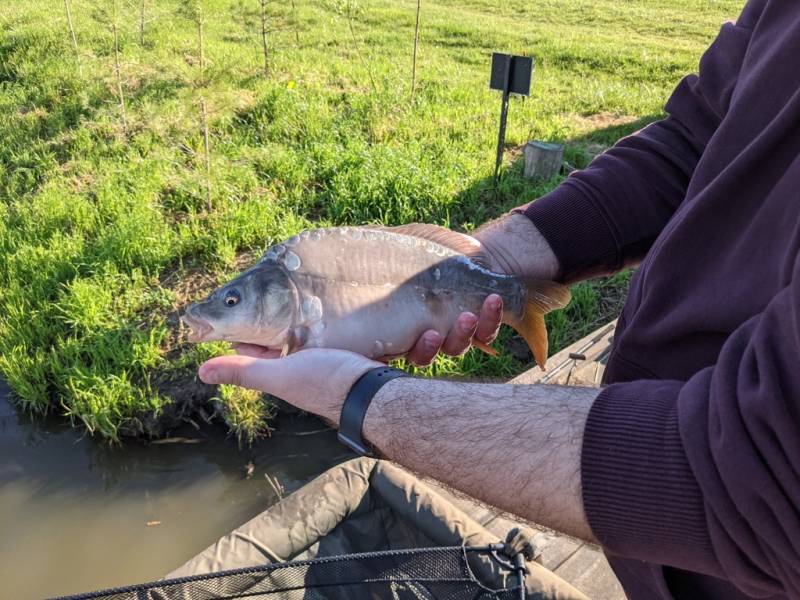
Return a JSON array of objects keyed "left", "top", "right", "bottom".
[
  {"left": 403, "top": 294, "right": 503, "bottom": 366},
  {"left": 402, "top": 213, "right": 561, "bottom": 367},
  {"left": 198, "top": 347, "right": 382, "bottom": 425}
]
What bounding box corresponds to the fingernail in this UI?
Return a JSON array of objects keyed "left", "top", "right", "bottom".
[
  {"left": 461, "top": 315, "right": 477, "bottom": 332},
  {"left": 489, "top": 295, "right": 502, "bottom": 311},
  {"left": 424, "top": 333, "right": 440, "bottom": 353}
]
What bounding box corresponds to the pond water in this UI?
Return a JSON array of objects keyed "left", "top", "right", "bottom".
[{"left": 0, "top": 380, "right": 352, "bottom": 599}]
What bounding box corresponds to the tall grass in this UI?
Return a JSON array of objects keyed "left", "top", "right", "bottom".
[{"left": 0, "top": 0, "right": 740, "bottom": 440}]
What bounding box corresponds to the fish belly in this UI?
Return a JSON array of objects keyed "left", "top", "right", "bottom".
[{"left": 283, "top": 230, "right": 520, "bottom": 358}]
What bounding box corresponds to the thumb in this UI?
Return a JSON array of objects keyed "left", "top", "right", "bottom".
[{"left": 199, "top": 355, "right": 271, "bottom": 390}]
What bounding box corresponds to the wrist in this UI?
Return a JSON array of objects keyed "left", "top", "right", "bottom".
[
  {"left": 337, "top": 367, "right": 409, "bottom": 455},
  {"left": 321, "top": 356, "right": 383, "bottom": 426},
  {"left": 473, "top": 212, "right": 561, "bottom": 280}
]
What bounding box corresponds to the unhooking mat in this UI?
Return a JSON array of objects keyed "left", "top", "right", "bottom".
[{"left": 166, "top": 457, "right": 588, "bottom": 600}]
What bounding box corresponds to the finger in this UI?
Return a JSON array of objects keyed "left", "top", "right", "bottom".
[
  {"left": 232, "top": 343, "right": 281, "bottom": 359},
  {"left": 474, "top": 294, "right": 503, "bottom": 344},
  {"left": 405, "top": 330, "right": 443, "bottom": 367},
  {"left": 199, "top": 355, "right": 273, "bottom": 390},
  {"left": 441, "top": 312, "right": 478, "bottom": 356}
]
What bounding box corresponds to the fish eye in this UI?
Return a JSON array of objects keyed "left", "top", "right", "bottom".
[{"left": 223, "top": 289, "right": 241, "bottom": 307}]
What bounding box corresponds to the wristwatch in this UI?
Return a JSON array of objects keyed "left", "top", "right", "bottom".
[{"left": 337, "top": 366, "right": 408, "bottom": 456}]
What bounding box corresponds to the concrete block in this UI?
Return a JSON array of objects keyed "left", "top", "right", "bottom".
[
  {"left": 524, "top": 141, "right": 564, "bottom": 180},
  {"left": 531, "top": 530, "right": 583, "bottom": 571},
  {"left": 555, "top": 545, "right": 625, "bottom": 600}
]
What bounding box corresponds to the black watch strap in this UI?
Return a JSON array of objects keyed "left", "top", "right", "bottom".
[{"left": 338, "top": 366, "right": 408, "bottom": 456}]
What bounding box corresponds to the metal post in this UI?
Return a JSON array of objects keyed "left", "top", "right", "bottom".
[
  {"left": 489, "top": 53, "right": 532, "bottom": 182},
  {"left": 495, "top": 87, "right": 510, "bottom": 180},
  {"left": 494, "top": 56, "right": 512, "bottom": 180}
]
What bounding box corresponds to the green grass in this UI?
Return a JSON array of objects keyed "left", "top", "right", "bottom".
[{"left": 0, "top": 0, "right": 740, "bottom": 441}]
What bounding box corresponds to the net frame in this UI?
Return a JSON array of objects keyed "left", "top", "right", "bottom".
[{"left": 52, "top": 545, "right": 528, "bottom": 600}]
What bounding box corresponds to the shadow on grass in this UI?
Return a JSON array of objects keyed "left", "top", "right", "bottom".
[
  {"left": 128, "top": 76, "right": 188, "bottom": 107},
  {"left": 451, "top": 112, "right": 662, "bottom": 220},
  {"left": 0, "top": 33, "right": 107, "bottom": 198},
  {"left": 449, "top": 114, "right": 660, "bottom": 360},
  {"left": 568, "top": 113, "right": 661, "bottom": 148}
]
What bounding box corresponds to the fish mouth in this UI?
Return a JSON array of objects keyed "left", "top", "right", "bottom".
[{"left": 181, "top": 308, "right": 214, "bottom": 342}]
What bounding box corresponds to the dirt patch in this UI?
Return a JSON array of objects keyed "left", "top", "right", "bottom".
[
  {"left": 569, "top": 112, "right": 642, "bottom": 157},
  {"left": 128, "top": 367, "right": 219, "bottom": 438},
  {"left": 504, "top": 142, "right": 528, "bottom": 159},
  {"left": 571, "top": 112, "right": 639, "bottom": 130}
]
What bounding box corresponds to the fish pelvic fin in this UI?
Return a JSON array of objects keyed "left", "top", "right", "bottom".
[
  {"left": 473, "top": 339, "right": 499, "bottom": 357},
  {"left": 507, "top": 279, "right": 572, "bottom": 370}
]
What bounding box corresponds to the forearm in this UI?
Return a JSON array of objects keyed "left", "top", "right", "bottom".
[{"left": 363, "top": 377, "right": 598, "bottom": 542}]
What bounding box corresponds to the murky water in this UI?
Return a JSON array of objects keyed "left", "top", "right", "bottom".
[{"left": 0, "top": 381, "right": 353, "bottom": 599}]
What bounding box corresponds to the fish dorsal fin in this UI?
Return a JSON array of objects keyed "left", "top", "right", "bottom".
[{"left": 379, "top": 223, "right": 491, "bottom": 269}]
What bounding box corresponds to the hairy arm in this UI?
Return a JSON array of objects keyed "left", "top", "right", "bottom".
[
  {"left": 364, "top": 377, "right": 598, "bottom": 542},
  {"left": 200, "top": 347, "right": 599, "bottom": 541}
]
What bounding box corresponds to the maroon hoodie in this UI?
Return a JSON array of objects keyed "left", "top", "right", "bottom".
[{"left": 518, "top": 1, "right": 800, "bottom": 598}]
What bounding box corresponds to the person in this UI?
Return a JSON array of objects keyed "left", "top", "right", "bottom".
[{"left": 197, "top": 1, "right": 800, "bottom": 597}]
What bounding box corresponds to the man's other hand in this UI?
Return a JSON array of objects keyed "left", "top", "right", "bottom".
[
  {"left": 402, "top": 294, "right": 503, "bottom": 366},
  {"left": 401, "top": 213, "right": 560, "bottom": 367},
  {"left": 198, "top": 347, "right": 382, "bottom": 425}
]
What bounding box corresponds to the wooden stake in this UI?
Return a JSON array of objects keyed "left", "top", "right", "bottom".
[
  {"left": 111, "top": 17, "right": 127, "bottom": 131},
  {"left": 345, "top": 1, "right": 377, "bottom": 94},
  {"left": 411, "top": 0, "right": 421, "bottom": 98},
  {"left": 139, "top": 0, "right": 146, "bottom": 45},
  {"left": 290, "top": 0, "right": 299, "bottom": 45},
  {"left": 259, "top": 0, "right": 269, "bottom": 77},
  {"left": 523, "top": 141, "right": 564, "bottom": 181},
  {"left": 198, "top": 15, "right": 205, "bottom": 78},
  {"left": 201, "top": 98, "right": 212, "bottom": 212},
  {"left": 64, "top": 0, "right": 79, "bottom": 56}
]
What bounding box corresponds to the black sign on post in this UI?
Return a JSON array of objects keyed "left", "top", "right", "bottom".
[{"left": 489, "top": 53, "right": 533, "bottom": 180}]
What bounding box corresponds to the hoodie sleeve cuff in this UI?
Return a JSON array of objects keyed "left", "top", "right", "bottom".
[
  {"left": 581, "top": 380, "right": 716, "bottom": 571},
  {"left": 514, "top": 180, "right": 621, "bottom": 283}
]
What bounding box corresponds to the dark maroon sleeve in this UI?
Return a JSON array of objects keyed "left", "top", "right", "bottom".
[
  {"left": 516, "top": 6, "right": 758, "bottom": 283},
  {"left": 580, "top": 248, "right": 800, "bottom": 597}
]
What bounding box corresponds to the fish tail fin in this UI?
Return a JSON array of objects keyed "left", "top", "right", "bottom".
[{"left": 506, "top": 279, "right": 571, "bottom": 370}]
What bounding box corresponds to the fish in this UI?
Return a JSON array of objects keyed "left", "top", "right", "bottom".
[{"left": 181, "top": 224, "right": 571, "bottom": 368}]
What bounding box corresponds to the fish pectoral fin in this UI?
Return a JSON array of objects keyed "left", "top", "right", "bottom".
[
  {"left": 280, "top": 326, "right": 309, "bottom": 357},
  {"left": 292, "top": 325, "right": 310, "bottom": 349},
  {"left": 509, "top": 279, "right": 572, "bottom": 370},
  {"left": 473, "top": 339, "right": 499, "bottom": 357},
  {"left": 379, "top": 223, "right": 492, "bottom": 269}
]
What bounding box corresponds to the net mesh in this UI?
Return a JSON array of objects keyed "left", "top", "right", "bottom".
[{"left": 53, "top": 546, "right": 525, "bottom": 600}]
